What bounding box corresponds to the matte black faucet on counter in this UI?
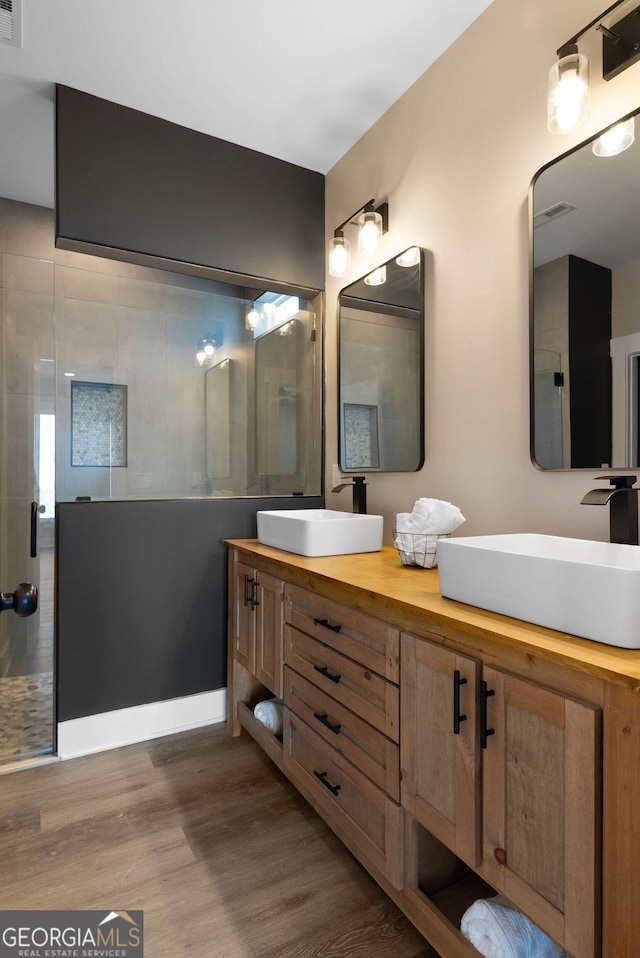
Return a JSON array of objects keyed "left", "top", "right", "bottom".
[
  {"left": 580, "top": 475, "right": 639, "bottom": 545},
  {"left": 331, "top": 475, "right": 368, "bottom": 514}
]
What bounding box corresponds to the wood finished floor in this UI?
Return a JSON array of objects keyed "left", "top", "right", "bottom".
[{"left": 0, "top": 723, "right": 441, "bottom": 958}]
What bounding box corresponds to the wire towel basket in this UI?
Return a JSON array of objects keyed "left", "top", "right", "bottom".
[{"left": 393, "top": 531, "right": 450, "bottom": 569}]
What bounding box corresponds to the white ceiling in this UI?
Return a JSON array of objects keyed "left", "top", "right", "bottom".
[{"left": 0, "top": 0, "right": 493, "bottom": 208}]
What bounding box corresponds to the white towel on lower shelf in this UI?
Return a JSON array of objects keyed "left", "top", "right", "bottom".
[
  {"left": 460, "top": 895, "right": 568, "bottom": 958},
  {"left": 253, "top": 698, "right": 284, "bottom": 736}
]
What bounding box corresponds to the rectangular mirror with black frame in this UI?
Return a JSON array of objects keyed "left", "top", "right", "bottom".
[
  {"left": 531, "top": 107, "right": 640, "bottom": 470},
  {"left": 338, "top": 247, "right": 425, "bottom": 473}
]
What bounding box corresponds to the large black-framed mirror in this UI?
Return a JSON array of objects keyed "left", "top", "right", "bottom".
[
  {"left": 530, "top": 107, "right": 640, "bottom": 470},
  {"left": 338, "top": 247, "right": 425, "bottom": 473}
]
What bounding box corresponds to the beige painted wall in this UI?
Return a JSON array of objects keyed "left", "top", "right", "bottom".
[{"left": 325, "top": 0, "right": 640, "bottom": 542}]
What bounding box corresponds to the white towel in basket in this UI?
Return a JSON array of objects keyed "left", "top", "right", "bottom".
[{"left": 395, "top": 498, "right": 465, "bottom": 567}]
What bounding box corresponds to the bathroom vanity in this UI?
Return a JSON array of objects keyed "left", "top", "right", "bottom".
[{"left": 226, "top": 540, "right": 639, "bottom": 958}]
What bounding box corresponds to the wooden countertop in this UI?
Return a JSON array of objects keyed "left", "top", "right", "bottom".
[{"left": 226, "top": 540, "right": 640, "bottom": 690}]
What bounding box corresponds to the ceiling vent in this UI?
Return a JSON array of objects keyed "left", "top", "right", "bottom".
[
  {"left": 0, "top": 0, "right": 22, "bottom": 47},
  {"left": 533, "top": 202, "right": 577, "bottom": 229}
]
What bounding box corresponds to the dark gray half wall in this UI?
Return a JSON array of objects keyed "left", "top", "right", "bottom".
[
  {"left": 55, "top": 85, "right": 325, "bottom": 293},
  {"left": 56, "top": 496, "right": 323, "bottom": 722}
]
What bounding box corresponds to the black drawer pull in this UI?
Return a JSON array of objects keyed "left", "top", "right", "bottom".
[
  {"left": 313, "top": 617, "right": 342, "bottom": 633},
  {"left": 480, "top": 680, "right": 496, "bottom": 749},
  {"left": 314, "top": 664, "right": 341, "bottom": 684},
  {"left": 243, "top": 574, "right": 252, "bottom": 607},
  {"left": 313, "top": 712, "right": 342, "bottom": 735},
  {"left": 313, "top": 770, "right": 341, "bottom": 796},
  {"left": 453, "top": 669, "right": 468, "bottom": 735}
]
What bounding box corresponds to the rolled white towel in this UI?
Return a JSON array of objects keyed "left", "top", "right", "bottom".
[
  {"left": 254, "top": 698, "right": 284, "bottom": 737},
  {"left": 460, "top": 895, "right": 567, "bottom": 958},
  {"left": 395, "top": 513, "right": 415, "bottom": 533},
  {"left": 416, "top": 497, "right": 466, "bottom": 534}
]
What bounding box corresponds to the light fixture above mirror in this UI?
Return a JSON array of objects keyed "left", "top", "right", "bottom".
[
  {"left": 547, "top": 0, "right": 640, "bottom": 135},
  {"left": 328, "top": 198, "right": 389, "bottom": 278}
]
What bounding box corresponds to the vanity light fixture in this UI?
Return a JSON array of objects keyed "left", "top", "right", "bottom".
[
  {"left": 328, "top": 198, "right": 389, "bottom": 278},
  {"left": 593, "top": 115, "right": 635, "bottom": 154},
  {"left": 329, "top": 232, "right": 351, "bottom": 278},
  {"left": 548, "top": 0, "right": 640, "bottom": 134}
]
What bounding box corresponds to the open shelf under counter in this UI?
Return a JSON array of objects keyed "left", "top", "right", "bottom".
[{"left": 237, "top": 700, "right": 284, "bottom": 770}]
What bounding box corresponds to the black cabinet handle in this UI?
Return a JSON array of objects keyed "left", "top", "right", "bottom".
[
  {"left": 313, "top": 770, "right": 341, "bottom": 796},
  {"left": 480, "top": 680, "right": 496, "bottom": 749},
  {"left": 313, "top": 664, "right": 341, "bottom": 684},
  {"left": 250, "top": 579, "right": 260, "bottom": 611},
  {"left": 453, "top": 669, "right": 468, "bottom": 734},
  {"left": 243, "top": 575, "right": 260, "bottom": 611},
  {"left": 313, "top": 617, "right": 342, "bottom": 633},
  {"left": 313, "top": 712, "right": 342, "bottom": 735}
]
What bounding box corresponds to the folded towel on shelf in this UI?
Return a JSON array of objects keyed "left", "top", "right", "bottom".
[
  {"left": 253, "top": 698, "right": 284, "bottom": 736},
  {"left": 394, "top": 497, "right": 465, "bottom": 567},
  {"left": 460, "top": 895, "right": 568, "bottom": 958}
]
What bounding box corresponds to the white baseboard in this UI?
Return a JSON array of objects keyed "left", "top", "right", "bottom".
[{"left": 57, "top": 688, "right": 227, "bottom": 760}]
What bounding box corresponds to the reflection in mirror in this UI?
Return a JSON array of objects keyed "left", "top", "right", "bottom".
[
  {"left": 205, "top": 359, "right": 232, "bottom": 480},
  {"left": 254, "top": 307, "right": 318, "bottom": 489},
  {"left": 531, "top": 107, "right": 640, "bottom": 469},
  {"left": 338, "top": 248, "right": 424, "bottom": 472}
]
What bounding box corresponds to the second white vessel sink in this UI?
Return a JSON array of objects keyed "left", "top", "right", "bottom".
[
  {"left": 437, "top": 533, "right": 640, "bottom": 649},
  {"left": 257, "top": 509, "right": 383, "bottom": 557}
]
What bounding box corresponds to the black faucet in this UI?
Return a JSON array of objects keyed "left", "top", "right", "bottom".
[
  {"left": 580, "top": 475, "right": 639, "bottom": 545},
  {"left": 331, "top": 475, "right": 368, "bottom": 514}
]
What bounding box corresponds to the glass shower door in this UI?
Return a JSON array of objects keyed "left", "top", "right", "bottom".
[{"left": 0, "top": 251, "right": 55, "bottom": 764}]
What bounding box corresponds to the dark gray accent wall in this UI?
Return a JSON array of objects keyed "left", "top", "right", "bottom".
[
  {"left": 56, "top": 496, "right": 323, "bottom": 722},
  {"left": 55, "top": 85, "right": 325, "bottom": 293}
]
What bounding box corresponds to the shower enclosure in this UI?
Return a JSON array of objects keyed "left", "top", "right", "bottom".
[{"left": 0, "top": 197, "right": 322, "bottom": 765}]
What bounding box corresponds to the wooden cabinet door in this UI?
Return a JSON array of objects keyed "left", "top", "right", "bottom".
[
  {"left": 480, "top": 668, "right": 601, "bottom": 958},
  {"left": 401, "top": 633, "right": 481, "bottom": 868},
  {"left": 254, "top": 570, "right": 283, "bottom": 697},
  {"left": 232, "top": 560, "right": 255, "bottom": 674}
]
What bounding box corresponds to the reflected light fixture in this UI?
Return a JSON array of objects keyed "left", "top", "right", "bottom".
[
  {"left": 364, "top": 265, "right": 387, "bottom": 286},
  {"left": 593, "top": 115, "right": 635, "bottom": 155},
  {"left": 395, "top": 246, "right": 420, "bottom": 268},
  {"left": 245, "top": 305, "right": 260, "bottom": 331},
  {"left": 548, "top": 0, "right": 640, "bottom": 134},
  {"left": 328, "top": 198, "right": 389, "bottom": 278},
  {"left": 196, "top": 335, "right": 218, "bottom": 366}
]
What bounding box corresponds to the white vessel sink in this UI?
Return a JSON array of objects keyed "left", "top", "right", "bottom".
[
  {"left": 437, "top": 533, "right": 640, "bottom": 649},
  {"left": 257, "top": 509, "right": 383, "bottom": 557}
]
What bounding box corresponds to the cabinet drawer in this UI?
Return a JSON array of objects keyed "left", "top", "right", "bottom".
[
  {"left": 285, "top": 625, "right": 399, "bottom": 743},
  {"left": 285, "top": 583, "right": 400, "bottom": 683},
  {"left": 283, "top": 709, "right": 404, "bottom": 890},
  {"left": 284, "top": 666, "right": 400, "bottom": 801}
]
